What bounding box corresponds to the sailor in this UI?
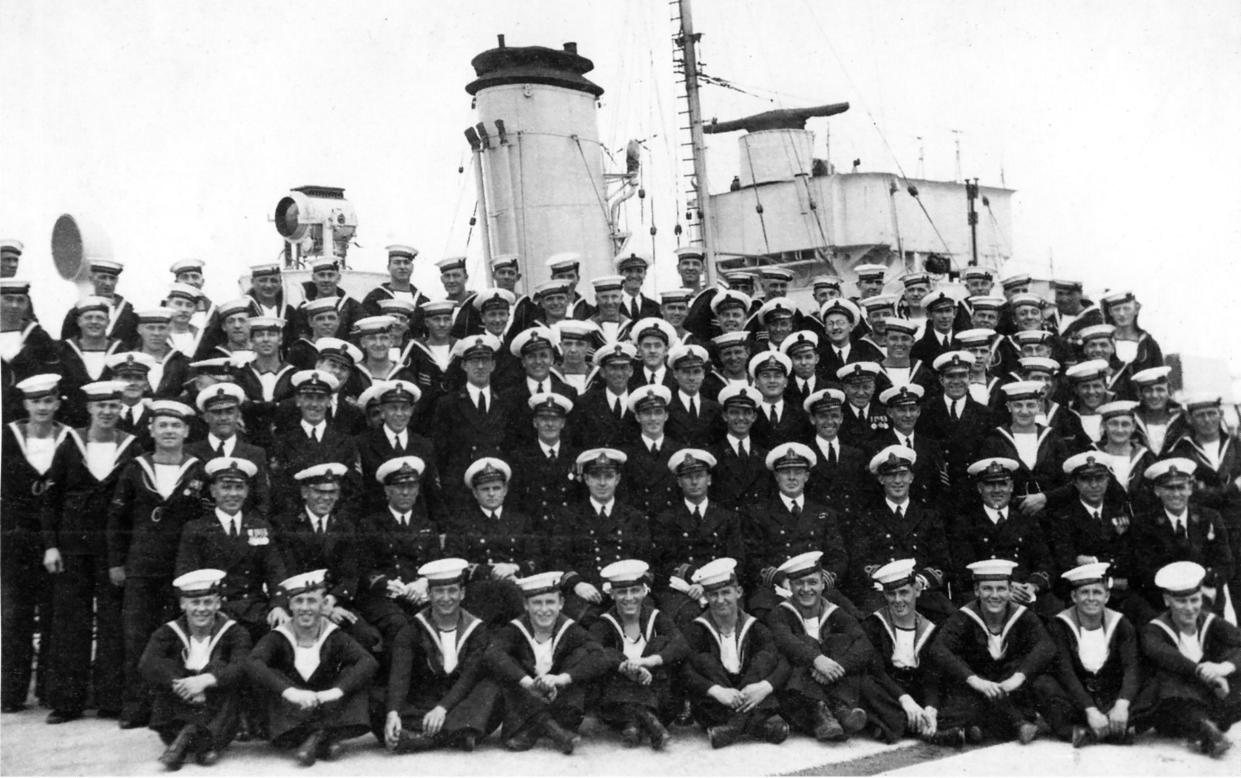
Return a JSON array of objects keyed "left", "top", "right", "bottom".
[
  {"left": 627, "top": 317, "right": 678, "bottom": 392},
  {"left": 570, "top": 341, "right": 638, "bottom": 448},
  {"left": 750, "top": 296, "right": 797, "bottom": 351},
  {"left": 651, "top": 449, "right": 746, "bottom": 627},
  {"left": 1032, "top": 562, "right": 1141, "bottom": 747},
  {"left": 354, "top": 379, "right": 442, "bottom": 518},
  {"left": 723, "top": 271, "right": 761, "bottom": 312},
  {"left": 781, "top": 330, "right": 825, "bottom": 410},
  {"left": 39, "top": 380, "right": 135, "bottom": 723},
  {"left": 620, "top": 384, "right": 682, "bottom": 520},
  {"left": 59, "top": 295, "right": 124, "bottom": 426},
  {"left": 377, "top": 297, "right": 418, "bottom": 363},
  {"left": 846, "top": 445, "right": 954, "bottom": 620},
  {"left": 1, "top": 374, "right": 67, "bottom": 713},
  {"left": 967, "top": 296, "right": 1005, "bottom": 332},
  {"left": 858, "top": 294, "right": 898, "bottom": 348},
  {"left": 682, "top": 557, "right": 791, "bottom": 748},
  {"left": 926, "top": 559, "right": 1056, "bottom": 745},
  {"left": 194, "top": 297, "right": 253, "bottom": 363},
  {"left": 508, "top": 392, "right": 583, "bottom": 527},
  {"left": 531, "top": 278, "right": 573, "bottom": 329},
  {"left": 917, "top": 351, "right": 994, "bottom": 491},
  {"left": 546, "top": 252, "right": 595, "bottom": 321},
  {"left": 1065, "top": 358, "right": 1114, "bottom": 443},
  {"left": 836, "top": 361, "right": 890, "bottom": 448},
  {"left": 977, "top": 380, "right": 1074, "bottom": 517},
  {"left": 666, "top": 343, "right": 721, "bottom": 445},
  {"left": 704, "top": 329, "right": 752, "bottom": 401},
  {"left": 961, "top": 267, "right": 995, "bottom": 298},
  {"left": 767, "top": 551, "right": 873, "bottom": 743},
  {"left": 441, "top": 457, "right": 535, "bottom": 626},
  {"left": 352, "top": 315, "right": 411, "bottom": 387},
  {"left": 759, "top": 267, "right": 795, "bottom": 302},
  {"left": 852, "top": 263, "right": 888, "bottom": 301},
  {"left": 859, "top": 559, "right": 943, "bottom": 744},
  {"left": 709, "top": 288, "right": 752, "bottom": 335},
  {"left": 660, "top": 288, "right": 697, "bottom": 344},
  {"left": 138, "top": 569, "right": 253, "bottom": 770},
  {"left": 163, "top": 283, "right": 207, "bottom": 360},
  {"left": 1047, "top": 452, "right": 1136, "bottom": 608},
  {"left": 58, "top": 258, "right": 139, "bottom": 349},
  {"left": 123, "top": 307, "right": 188, "bottom": 400},
  {"left": 1128, "top": 458, "right": 1233, "bottom": 621},
  {"left": 232, "top": 316, "right": 294, "bottom": 448},
  {"left": 186, "top": 382, "right": 271, "bottom": 514},
  {"left": 810, "top": 274, "right": 844, "bottom": 307},
  {"left": 588, "top": 559, "right": 687, "bottom": 749},
  {"left": 1093, "top": 400, "right": 1156, "bottom": 511},
  {"left": 355, "top": 456, "right": 442, "bottom": 644},
  {"left": 1100, "top": 289, "right": 1164, "bottom": 374},
  {"left": 361, "top": 244, "right": 427, "bottom": 318},
  {"left": 707, "top": 385, "right": 773, "bottom": 512},
  {"left": 267, "top": 370, "right": 360, "bottom": 517},
  {"left": 296, "top": 337, "right": 366, "bottom": 433},
  {"left": 295, "top": 257, "right": 365, "bottom": 342},
  {"left": 616, "top": 252, "right": 661, "bottom": 321},
  {"left": 104, "top": 352, "right": 157, "bottom": 451},
  {"left": 1131, "top": 365, "right": 1180, "bottom": 455},
  {"left": 246, "top": 569, "right": 379, "bottom": 766},
  {"left": 742, "top": 442, "right": 848, "bottom": 619},
  {"left": 435, "top": 256, "right": 475, "bottom": 330},
  {"left": 105, "top": 399, "right": 209, "bottom": 729},
  {"left": 272, "top": 463, "right": 377, "bottom": 650},
  {"left": 467, "top": 287, "right": 518, "bottom": 359},
  {"left": 503, "top": 326, "right": 578, "bottom": 447},
  {"left": 897, "top": 272, "right": 932, "bottom": 324},
  {"left": 0, "top": 278, "right": 58, "bottom": 422},
  {"left": 0, "top": 238, "right": 22, "bottom": 278},
  {"left": 1077, "top": 323, "right": 1136, "bottom": 400},
  {"left": 870, "top": 385, "right": 949, "bottom": 510},
  {"left": 587, "top": 274, "right": 629, "bottom": 342},
  {"left": 484, "top": 570, "right": 611, "bottom": 754},
  {"left": 551, "top": 319, "right": 600, "bottom": 394},
  {"left": 1050, "top": 278, "right": 1103, "bottom": 347},
  {"left": 880, "top": 318, "right": 937, "bottom": 392},
  {"left": 911, "top": 289, "right": 959, "bottom": 364},
  {"left": 675, "top": 246, "right": 706, "bottom": 292},
  {"left": 820, "top": 298, "right": 884, "bottom": 378},
  {"left": 243, "top": 262, "right": 296, "bottom": 350},
  {"left": 400, "top": 298, "right": 458, "bottom": 404},
  {"left": 1138, "top": 561, "right": 1241, "bottom": 759},
  {"left": 950, "top": 458, "right": 1061, "bottom": 617},
  {"left": 954, "top": 327, "right": 1004, "bottom": 406},
  {"left": 803, "top": 388, "right": 868, "bottom": 515},
  {"left": 749, "top": 350, "right": 810, "bottom": 449},
  {"left": 168, "top": 258, "right": 216, "bottom": 333},
  {"left": 382, "top": 557, "right": 502, "bottom": 753},
  {"left": 548, "top": 448, "right": 650, "bottom": 625},
  {"left": 286, "top": 296, "right": 341, "bottom": 370}
]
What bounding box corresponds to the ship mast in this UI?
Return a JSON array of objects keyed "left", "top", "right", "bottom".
[{"left": 671, "top": 0, "right": 714, "bottom": 283}]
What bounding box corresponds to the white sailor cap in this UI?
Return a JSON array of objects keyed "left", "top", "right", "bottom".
[
  {"left": 921, "top": 289, "right": 956, "bottom": 311},
  {"left": 859, "top": 294, "right": 898, "bottom": 312},
  {"left": 659, "top": 288, "right": 694, "bottom": 304},
  {"left": 1154, "top": 561, "right": 1206, "bottom": 596},
  {"left": 869, "top": 444, "right": 918, "bottom": 475},
  {"left": 420, "top": 299, "right": 456, "bottom": 317},
  {"left": 376, "top": 456, "right": 426, "bottom": 485},
  {"left": 872, "top": 558, "right": 919, "bottom": 590},
  {"left": 386, "top": 244, "right": 419, "bottom": 260},
  {"left": 674, "top": 247, "right": 705, "bottom": 261},
  {"left": 1008, "top": 292, "right": 1045, "bottom": 310},
  {"left": 352, "top": 315, "right": 397, "bottom": 337},
  {"left": 517, "top": 571, "right": 564, "bottom": 597},
  {"left": 1051, "top": 278, "right": 1083, "bottom": 291},
  {"left": 629, "top": 317, "right": 678, "bottom": 346},
  {"left": 902, "top": 272, "right": 932, "bottom": 289},
  {"left": 711, "top": 331, "right": 750, "bottom": 350},
  {"left": 999, "top": 273, "right": 1032, "bottom": 290},
  {"left": 510, "top": 326, "right": 557, "bottom": 358},
  {"left": 472, "top": 287, "right": 516, "bottom": 312},
  {"left": 760, "top": 266, "right": 795, "bottom": 282},
  {"left": 968, "top": 457, "right": 1019, "bottom": 481},
  {"left": 1143, "top": 457, "right": 1197, "bottom": 486},
  {"left": 1100, "top": 289, "right": 1136, "bottom": 307},
  {"left": 534, "top": 279, "right": 571, "bottom": 299},
  {"left": 803, "top": 388, "right": 846, "bottom": 415},
  {"left": 756, "top": 296, "right": 797, "bottom": 324},
  {"left": 766, "top": 442, "right": 817, "bottom": 471},
  {"left": 884, "top": 318, "right": 919, "bottom": 336},
  {"left": 0, "top": 239, "right": 24, "bottom": 257},
  {"left": 302, "top": 297, "right": 340, "bottom": 317},
  {"left": 291, "top": 369, "right": 340, "bottom": 394},
  {"left": 216, "top": 298, "right": 252, "bottom": 320},
  {"left": 576, "top": 448, "right": 628, "bottom": 474},
  {"left": 854, "top": 263, "right": 888, "bottom": 281},
  {"left": 74, "top": 296, "right": 112, "bottom": 316},
  {"left": 247, "top": 316, "right": 283, "bottom": 332},
  {"left": 418, "top": 558, "right": 470, "bottom": 587},
  {"left": 776, "top": 550, "right": 824, "bottom": 581},
  {"left": 691, "top": 557, "right": 739, "bottom": 590},
  {"left": 0, "top": 278, "right": 30, "bottom": 295},
  {"left": 1061, "top": 561, "right": 1111, "bottom": 589},
  {"left": 836, "top": 361, "right": 882, "bottom": 382},
  {"left": 189, "top": 357, "right": 236, "bottom": 376},
  {"left": 667, "top": 448, "right": 717, "bottom": 476},
  {"left": 748, "top": 350, "right": 792, "bottom": 377},
  {"left": 600, "top": 559, "right": 650, "bottom": 589},
  {"left": 529, "top": 391, "right": 574, "bottom": 416},
  {"left": 591, "top": 274, "right": 625, "bottom": 293},
  {"left": 1131, "top": 365, "right": 1172, "bottom": 387},
  {"left": 249, "top": 262, "right": 281, "bottom": 277},
  {"left": 967, "top": 295, "right": 1006, "bottom": 311},
  {"left": 628, "top": 383, "right": 672, "bottom": 413},
  {"left": 165, "top": 284, "right": 203, "bottom": 305},
  {"left": 718, "top": 384, "right": 763, "bottom": 410},
  {"left": 293, "top": 463, "right": 348, "bottom": 485},
  {"left": 879, "top": 384, "right": 925, "bottom": 406},
  {"left": 315, "top": 337, "right": 363, "bottom": 367},
  {"left": 195, "top": 382, "right": 246, "bottom": 411},
  {"left": 81, "top": 380, "right": 127, "bottom": 402},
  {"left": 1001, "top": 380, "right": 1044, "bottom": 401},
  {"left": 1078, "top": 324, "right": 1116, "bottom": 342},
  {"left": 811, "top": 275, "right": 842, "bottom": 290},
  {"left": 545, "top": 252, "right": 582, "bottom": 272},
  {"left": 592, "top": 340, "right": 637, "bottom": 367},
  {"left": 710, "top": 289, "right": 752, "bottom": 313},
  {"left": 106, "top": 351, "right": 157, "bottom": 374},
  {"left": 377, "top": 297, "right": 417, "bottom": 316},
  {"left": 464, "top": 457, "right": 511, "bottom": 487},
  {"left": 780, "top": 330, "right": 819, "bottom": 355},
  {"left": 169, "top": 258, "right": 206, "bottom": 275},
  {"left": 148, "top": 399, "right": 195, "bottom": 421},
  {"left": 488, "top": 253, "right": 519, "bottom": 271},
  {"left": 820, "top": 298, "right": 861, "bottom": 325},
  {"left": 1019, "top": 357, "right": 1060, "bottom": 375},
  {"left": 435, "top": 256, "right": 467, "bottom": 273},
  {"left": 933, "top": 350, "right": 976, "bottom": 372},
  {"left": 615, "top": 252, "right": 650, "bottom": 271},
  {"left": 15, "top": 374, "right": 61, "bottom": 398},
  {"left": 1062, "top": 452, "right": 1113, "bottom": 477},
  {"left": 1098, "top": 400, "right": 1139, "bottom": 420},
  {"left": 960, "top": 267, "right": 993, "bottom": 281},
  {"left": 668, "top": 343, "right": 710, "bottom": 369},
  {"left": 204, "top": 457, "right": 258, "bottom": 482},
  {"left": 554, "top": 319, "right": 600, "bottom": 341},
  {"left": 967, "top": 558, "right": 1019, "bottom": 581},
  {"left": 279, "top": 569, "right": 329, "bottom": 597},
  {"left": 173, "top": 569, "right": 226, "bottom": 597},
  {"left": 451, "top": 334, "right": 502, "bottom": 360},
  {"left": 955, "top": 328, "right": 997, "bottom": 347},
  {"left": 88, "top": 259, "right": 124, "bottom": 275},
  {"left": 1065, "top": 359, "right": 1109, "bottom": 384},
  {"left": 1182, "top": 393, "right": 1223, "bottom": 413}
]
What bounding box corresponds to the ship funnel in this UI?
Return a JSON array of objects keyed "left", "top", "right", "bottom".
[
  {"left": 51, "top": 213, "right": 113, "bottom": 294},
  {"left": 706, "top": 103, "right": 850, "bottom": 188}
]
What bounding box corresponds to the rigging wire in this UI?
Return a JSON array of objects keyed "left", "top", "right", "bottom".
[
  {"left": 445, "top": 152, "right": 472, "bottom": 252},
  {"left": 741, "top": 140, "right": 773, "bottom": 256}
]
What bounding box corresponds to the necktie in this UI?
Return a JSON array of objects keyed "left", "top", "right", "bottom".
[
  {"left": 477, "top": 391, "right": 487, "bottom": 414},
  {"left": 490, "top": 511, "right": 499, "bottom": 522},
  {"left": 649, "top": 442, "right": 658, "bottom": 455},
  {"left": 997, "top": 510, "right": 1006, "bottom": 523},
  {"left": 230, "top": 519, "right": 239, "bottom": 538},
  {"left": 1092, "top": 510, "right": 1102, "bottom": 522},
  {"left": 894, "top": 505, "right": 904, "bottom": 520},
  {"left": 769, "top": 406, "right": 780, "bottom": 425},
  {"left": 213, "top": 441, "right": 223, "bottom": 455},
  {"left": 737, "top": 440, "right": 747, "bottom": 458},
  {"left": 547, "top": 447, "right": 557, "bottom": 461},
  {"left": 390, "top": 435, "right": 400, "bottom": 450},
  {"left": 950, "top": 400, "right": 960, "bottom": 420},
  {"left": 790, "top": 501, "right": 801, "bottom": 517},
  {"left": 692, "top": 505, "right": 702, "bottom": 520},
  {"left": 613, "top": 400, "right": 623, "bottom": 419},
  {"left": 310, "top": 427, "right": 319, "bottom": 443},
  {"left": 537, "top": 381, "right": 545, "bottom": 394},
  {"left": 597, "top": 508, "right": 608, "bottom": 522},
  {"left": 648, "top": 371, "right": 657, "bottom": 385},
  {"left": 836, "top": 349, "right": 844, "bottom": 362},
  {"left": 689, "top": 399, "right": 697, "bottom": 418},
  {"left": 904, "top": 436, "right": 913, "bottom": 448},
  {"left": 828, "top": 443, "right": 837, "bottom": 465},
  {"left": 1175, "top": 521, "right": 1187, "bottom": 541}
]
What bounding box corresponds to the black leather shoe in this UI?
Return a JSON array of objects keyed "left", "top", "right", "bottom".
[
  {"left": 813, "top": 703, "right": 845, "bottom": 742},
  {"left": 707, "top": 723, "right": 741, "bottom": 749},
  {"left": 620, "top": 720, "right": 642, "bottom": 747},
  {"left": 1198, "top": 720, "right": 1232, "bottom": 759},
  {"left": 542, "top": 719, "right": 580, "bottom": 755},
  {"left": 1071, "top": 725, "right": 1095, "bottom": 748},
  {"left": 158, "top": 725, "right": 196, "bottom": 771},
  {"left": 96, "top": 709, "right": 120, "bottom": 720},
  {"left": 119, "top": 714, "right": 150, "bottom": 730},
  {"left": 760, "top": 715, "right": 790, "bottom": 744},
  {"left": 965, "top": 726, "right": 983, "bottom": 744},
  {"left": 46, "top": 710, "right": 82, "bottom": 725},
  {"left": 196, "top": 748, "right": 220, "bottom": 767},
  {"left": 393, "top": 729, "right": 438, "bottom": 753},
  {"left": 504, "top": 727, "right": 538, "bottom": 752},
  {"left": 832, "top": 705, "right": 868, "bottom": 735},
  {"left": 1, "top": 703, "right": 27, "bottom": 714},
  {"left": 636, "top": 708, "right": 671, "bottom": 750},
  {"left": 456, "top": 732, "right": 477, "bottom": 752},
  {"left": 926, "top": 727, "right": 966, "bottom": 748},
  {"left": 317, "top": 734, "right": 343, "bottom": 761},
  {"left": 294, "top": 730, "right": 325, "bottom": 767}
]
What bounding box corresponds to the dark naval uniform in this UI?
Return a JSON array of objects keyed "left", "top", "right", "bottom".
[
  {"left": 948, "top": 504, "right": 1060, "bottom": 616},
  {"left": 683, "top": 610, "right": 790, "bottom": 731},
  {"left": 508, "top": 442, "right": 583, "bottom": 528},
  {"left": 707, "top": 437, "right": 772, "bottom": 512},
  {"left": 355, "top": 507, "right": 444, "bottom": 643},
  {"left": 741, "top": 495, "right": 848, "bottom": 617},
  {"left": 548, "top": 499, "right": 651, "bottom": 624},
  {"left": 442, "top": 505, "right": 538, "bottom": 626},
  {"left": 620, "top": 436, "right": 683, "bottom": 522},
  {"left": 844, "top": 499, "right": 954, "bottom": 620},
  {"left": 861, "top": 609, "right": 942, "bottom": 742},
  {"left": 651, "top": 500, "right": 746, "bottom": 626},
  {"left": 589, "top": 602, "right": 690, "bottom": 727},
  {"left": 1138, "top": 610, "right": 1241, "bottom": 739}
]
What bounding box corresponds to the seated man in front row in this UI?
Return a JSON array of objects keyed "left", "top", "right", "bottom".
[
  {"left": 138, "top": 569, "right": 252, "bottom": 770},
  {"left": 246, "top": 569, "right": 379, "bottom": 767},
  {"left": 926, "top": 558, "right": 1056, "bottom": 746},
  {"left": 767, "top": 551, "right": 872, "bottom": 743},
  {"left": 682, "top": 557, "right": 791, "bottom": 749},
  {"left": 382, "top": 558, "right": 502, "bottom": 753}
]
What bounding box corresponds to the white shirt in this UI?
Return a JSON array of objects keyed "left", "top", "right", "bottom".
[
  {"left": 763, "top": 400, "right": 785, "bottom": 422},
  {"left": 801, "top": 615, "right": 821, "bottom": 639},
  {"left": 169, "top": 330, "right": 197, "bottom": 356},
  {"left": 184, "top": 635, "right": 213, "bottom": 673},
  {"left": 944, "top": 395, "right": 965, "bottom": 418},
  {"left": 718, "top": 631, "right": 741, "bottom": 674},
  {"left": 389, "top": 507, "right": 412, "bottom": 526},
  {"left": 1013, "top": 431, "right": 1039, "bottom": 469},
  {"left": 80, "top": 351, "right": 108, "bottom": 381},
  {"left": 833, "top": 343, "right": 851, "bottom": 362},
  {"left": 1080, "top": 501, "right": 1105, "bottom": 521},
  {"left": 968, "top": 382, "right": 991, "bottom": 406},
  {"left": 815, "top": 437, "right": 839, "bottom": 463},
  {"left": 796, "top": 376, "right": 818, "bottom": 395},
  {"left": 1145, "top": 422, "right": 1168, "bottom": 455},
  {"left": 599, "top": 321, "right": 622, "bottom": 341},
  {"left": 1177, "top": 629, "right": 1204, "bottom": 663},
  {"left": 539, "top": 441, "right": 559, "bottom": 459},
  {"left": 885, "top": 366, "right": 912, "bottom": 387},
  {"left": 153, "top": 463, "right": 181, "bottom": 499},
  {"left": 685, "top": 498, "right": 709, "bottom": 516},
  {"left": 306, "top": 510, "right": 330, "bottom": 534},
  {"left": 467, "top": 384, "right": 492, "bottom": 411},
  {"left": 590, "top": 497, "right": 616, "bottom": 518},
  {"left": 985, "top": 506, "right": 1008, "bottom": 525},
  {"left": 886, "top": 498, "right": 911, "bottom": 516},
  {"left": 391, "top": 289, "right": 415, "bottom": 304},
  {"left": 986, "top": 630, "right": 1007, "bottom": 661},
  {"left": 215, "top": 508, "right": 241, "bottom": 536},
  {"left": 301, "top": 420, "right": 327, "bottom": 441},
  {"left": 526, "top": 376, "right": 552, "bottom": 396},
  {"left": 387, "top": 428, "right": 408, "bottom": 450},
  {"left": 728, "top": 434, "right": 751, "bottom": 457},
  {"left": 1078, "top": 412, "right": 1102, "bottom": 443},
  {"left": 436, "top": 628, "right": 460, "bottom": 674},
  {"left": 0, "top": 330, "right": 23, "bottom": 362},
  {"left": 605, "top": 389, "right": 629, "bottom": 415},
  {"left": 294, "top": 643, "right": 322, "bottom": 682},
  {"left": 622, "top": 634, "right": 648, "bottom": 661},
  {"left": 532, "top": 637, "right": 555, "bottom": 675},
  {"left": 1114, "top": 340, "right": 1138, "bottom": 364},
  {"left": 428, "top": 343, "right": 452, "bottom": 371},
  {"left": 678, "top": 390, "right": 701, "bottom": 416},
  {"left": 892, "top": 627, "right": 918, "bottom": 669},
  {"left": 1165, "top": 510, "right": 1189, "bottom": 535},
  {"left": 781, "top": 494, "right": 804, "bottom": 514},
  {"left": 23, "top": 436, "right": 56, "bottom": 475},
  {"left": 1077, "top": 625, "right": 1109, "bottom": 674},
  {"left": 85, "top": 441, "right": 118, "bottom": 481},
  {"left": 643, "top": 365, "right": 667, "bottom": 386},
  {"left": 1199, "top": 439, "right": 1224, "bottom": 471},
  {"left": 207, "top": 434, "right": 236, "bottom": 457},
  {"left": 1105, "top": 452, "right": 1134, "bottom": 491},
  {"left": 146, "top": 354, "right": 169, "bottom": 394},
  {"left": 640, "top": 434, "right": 665, "bottom": 454}
]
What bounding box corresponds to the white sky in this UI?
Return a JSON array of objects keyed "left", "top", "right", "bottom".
[{"left": 2, "top": 0, "right": 1239, "bottom": 382}]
